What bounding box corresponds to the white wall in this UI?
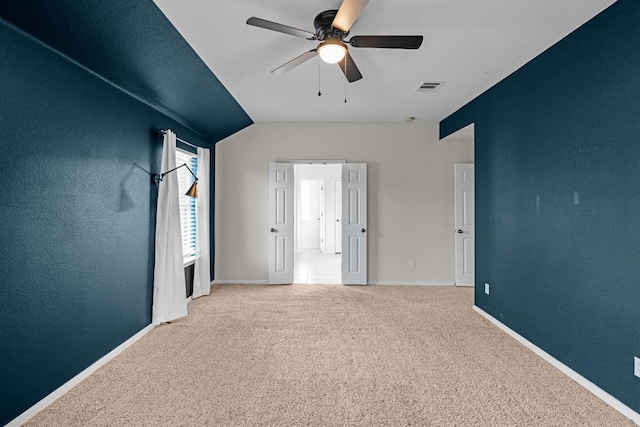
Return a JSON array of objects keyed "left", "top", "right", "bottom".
[{"left": 215, "top": 122, "right": 473, "bottom": 284}]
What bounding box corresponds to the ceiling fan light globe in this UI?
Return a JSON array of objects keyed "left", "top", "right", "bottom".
[{"left": 318, "top": 40, "right": 347, "bottom": 64}]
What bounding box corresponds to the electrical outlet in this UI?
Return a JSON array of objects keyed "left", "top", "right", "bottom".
[
  {"left": 484, "top": 283, "right": 490, "bottom": 295},
  {"left": 409, "top": 260, "right": 416, "bottom": 269},
  {"left": 634, "top": 357, "right": 640, "bottom": 378}
]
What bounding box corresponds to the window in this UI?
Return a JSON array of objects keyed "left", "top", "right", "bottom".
[{"left": 175, "top": 148, "right": 198, "bottom": 262}]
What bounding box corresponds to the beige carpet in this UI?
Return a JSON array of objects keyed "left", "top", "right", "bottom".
[{"left": 25, "top": 284, "right": 633, "bottom": 426}]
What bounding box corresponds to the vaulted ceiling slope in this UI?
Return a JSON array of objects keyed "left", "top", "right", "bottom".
[{"left": 0, "top": 0, "right": 252, "bottom": 143}]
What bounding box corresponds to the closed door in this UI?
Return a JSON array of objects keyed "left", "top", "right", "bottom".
[
  {"left": 342, "top": 163, "right": 367, "bottom": 285},
  {"left": 455, "top": 164, "right": 475, "bottom": 287},
  {"left": 335, "top": 179, "right": 342, "bottom": 254},
  {"left": 268, "top": 163, "right": 294, "bottom": 284}
]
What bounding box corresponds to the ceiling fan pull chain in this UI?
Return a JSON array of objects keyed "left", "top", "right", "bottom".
[
  {"left": 318, "top": 58, "right": 322, "bottom": 96},
  {"left": 344, "top": 58, "right": 348, "bottom": 103}
]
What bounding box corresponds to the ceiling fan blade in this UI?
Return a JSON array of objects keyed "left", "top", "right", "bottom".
[
  {"left": 247, "top": 17, "right": 317, "bottom": 40},
  {"left": 349, "top": 35, "right": 423, "bottom": 49},
  {"left": 271, "top": 50, "right": 318, "bottom": 75},
  {"left": 332, "top": 0, "right": 370, "bottom": 33},
  {"left": 337, "top": 52, "right": 363, "bottom": 83}
]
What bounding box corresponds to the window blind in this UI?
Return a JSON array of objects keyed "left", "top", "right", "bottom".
[{"left": 175, "top": 148, "right": 198, "bottom": 261}]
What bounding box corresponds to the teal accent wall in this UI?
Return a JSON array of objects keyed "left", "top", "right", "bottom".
[
  {"left": 0, "top": 1, "right": 250, "bottom": 423},
  {"left": 0, "top": 0, "right": 253, "bottom": 142},
  {"left": 441, "top": 0, "right": 640, "bottom": 414}
]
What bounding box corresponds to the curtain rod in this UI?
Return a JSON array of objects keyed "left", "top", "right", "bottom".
[{"left": 158, "top": 129, "right": 198, "bottom": 149}]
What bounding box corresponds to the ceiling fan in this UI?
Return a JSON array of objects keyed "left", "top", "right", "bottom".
[{"left": 246, "top": 0, "right": 423, "bottom": 83}]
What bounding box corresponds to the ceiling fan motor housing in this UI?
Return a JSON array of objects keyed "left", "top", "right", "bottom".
[{"left": 314, "top": 10, "right": 348, "bottom": 40}]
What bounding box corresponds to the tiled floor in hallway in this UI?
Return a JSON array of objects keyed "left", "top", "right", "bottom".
[{"left": 294, "top": 249, "right": 341, "bottom": 284}]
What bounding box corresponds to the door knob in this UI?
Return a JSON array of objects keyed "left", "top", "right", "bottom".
[
  {"left": 361, "top": 228, "right": 366, "bottom": 233},
  {"left": 336, "top": 219, "right": 340, "bottom": 222},
  {"left": 457, "top": 229, "right": 463, "bottom": 234},
  {"left": 270, "top": 228, "right": 277, "bottom": 233}
]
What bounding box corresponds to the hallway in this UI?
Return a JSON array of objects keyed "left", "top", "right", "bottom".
[{"left": 293, "top": 249, "right": 341, "bottom": 284}]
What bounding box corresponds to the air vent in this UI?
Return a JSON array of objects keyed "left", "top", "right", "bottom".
[{"left": 415, "top": 81, "right": 444, "bottom": 92}]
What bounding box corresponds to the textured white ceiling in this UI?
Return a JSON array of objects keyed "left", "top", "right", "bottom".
[{"left": 153, "top": 0, "right": 615, "bottom": 123}]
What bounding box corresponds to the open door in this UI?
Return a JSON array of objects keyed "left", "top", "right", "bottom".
[
  {"left": 342, "top": 163, "right": 367, "bottom": 285},
  {"left": 268, "top": 163, "right": 294, "bottom": 284}
]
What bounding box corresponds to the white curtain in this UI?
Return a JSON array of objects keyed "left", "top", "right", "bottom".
[
  {"left": 193, "top": 147, "right": 211, "bottom": 298},
  {"left": 152, "top": 130, "right": 188, "bottom": 325}
]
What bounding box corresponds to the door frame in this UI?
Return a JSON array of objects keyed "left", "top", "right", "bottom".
[{"left": 271, "top": 160, "right": 367, "bottom": 285}]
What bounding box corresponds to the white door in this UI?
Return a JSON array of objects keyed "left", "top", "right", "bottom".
[
  {"left": 455, "top": 164, "right": 475, "bottom": 287},
  {"left": 268, "top": 163, "right": 294, "bottom": 284},
  {"left": 335, "top": 180, "right": 342, "bottom": 253},
  {"left": 342, "top": 163, "right": 367, "bottom": 285}
]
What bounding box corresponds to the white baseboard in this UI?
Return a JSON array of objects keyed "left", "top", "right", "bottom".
[
  {"left": 473, "top": 306, "right": 640, "bottom": 426},
  {"left": 212, "top": 280, "right": 269, "bottom": 285},
  {"left": 369, "top": 281, "right": 455, "bottom": 286},
  {"left": 212, "top": 281, "right": 457, "bottom": 286},
  {"left": 7, "top": 324, "right": 156, "bottom": 427},
  {"left": 212, "top": 280, "right": 455, "bottom": 286}
]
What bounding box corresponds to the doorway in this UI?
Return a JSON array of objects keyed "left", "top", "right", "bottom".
[
  {"left": 268, "top": 162, "right": 367, "bottom": 285},
  {"left": 294, "top": 164, "right": 342, "bottom": 284}
]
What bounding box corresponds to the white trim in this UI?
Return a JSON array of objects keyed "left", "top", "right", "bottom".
[
  {"left": 369, "top": 281, "right": 456, "bottom": 286},
  {"left": 289, "top": 159, "right": 346, "bottom": 164},
  {"left": 473, "top": 306, "right": 640, "bottom": 426},
  {"left": 211, "top": 281, "right": 456, "bottom": 286},
  {"left": 211, "top": 280, "right": 269, "bottom": 285},
  {"left": 6, "top": 324, "right": 156, "bottom": 427}
]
